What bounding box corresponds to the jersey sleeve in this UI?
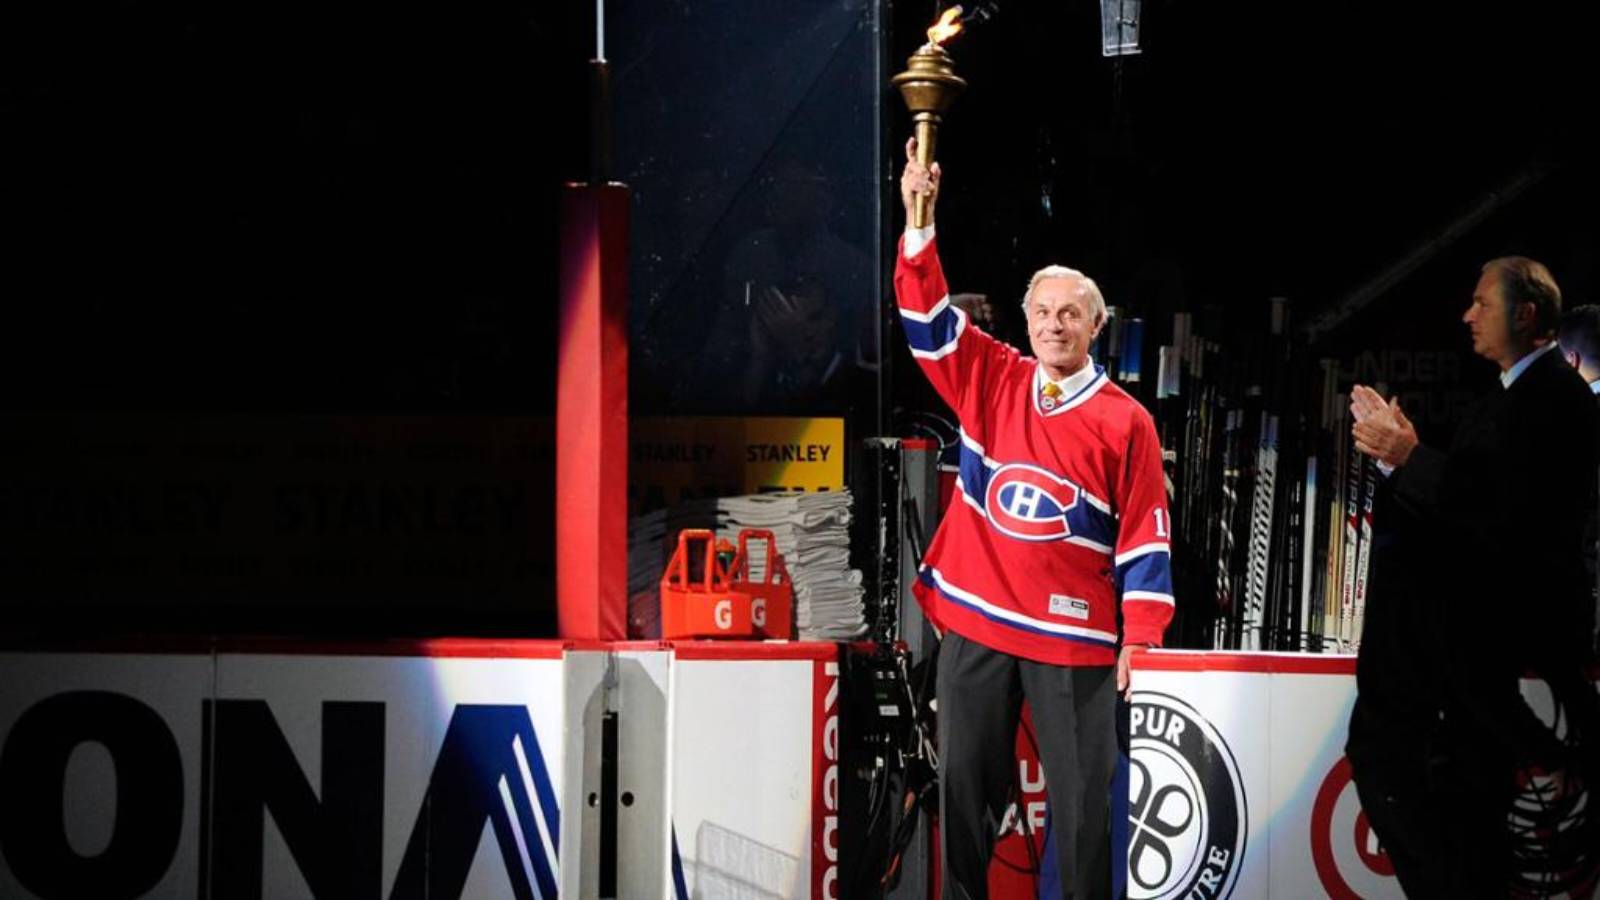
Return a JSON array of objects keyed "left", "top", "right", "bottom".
[
  {"left": 1112, "top": 406, "right": 1175, "bottom": 647},
  {"left": 895, "top": 227, "right": 1018, "bottom": 420}
]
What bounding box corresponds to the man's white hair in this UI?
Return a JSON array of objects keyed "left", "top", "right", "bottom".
[{"left": 1020, "top": 265, "right": 1109, "bottom": 326}]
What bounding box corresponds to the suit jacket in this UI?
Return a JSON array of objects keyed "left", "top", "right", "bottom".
[{"left": 1349, "top": 347, "right": 1599, "bottom": 772}]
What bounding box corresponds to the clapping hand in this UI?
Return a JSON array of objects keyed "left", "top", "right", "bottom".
[{"left": 1350, "top": 385, "right": 1419, "bottom": 468}]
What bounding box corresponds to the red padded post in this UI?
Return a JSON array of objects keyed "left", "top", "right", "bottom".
[{"left": 556, "top": 182, "right": 630, "bottom": 640}]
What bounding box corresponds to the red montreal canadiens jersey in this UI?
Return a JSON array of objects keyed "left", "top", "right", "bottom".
[{"left": 898, "top": 230, "right": 1174, "bottom": 666}]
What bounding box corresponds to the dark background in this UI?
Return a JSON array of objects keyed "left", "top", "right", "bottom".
[
  {"left": 913, "top": 0, "right": 1597, "bottom": 364},
  {"left": 6, "top": 1, "right": 1594, "bottom": 410},
  {"left": 3, "top": 0, "right": 588, "bottom": 414},
  {"left": 1, "top": 0, "right": 1593, "bottom": 635}
]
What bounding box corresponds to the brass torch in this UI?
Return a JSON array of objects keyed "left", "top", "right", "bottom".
[{"left": 892, "top": 9, "right": 967, "bottom": 228}]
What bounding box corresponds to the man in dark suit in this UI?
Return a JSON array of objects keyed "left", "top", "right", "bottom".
[{"left": 1344, "top": 257, "right": 1599, "bottom": 897}]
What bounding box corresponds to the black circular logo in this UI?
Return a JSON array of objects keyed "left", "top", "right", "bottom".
[{"left": 1127, "top": 691, "right": 1247, "bottom": 900}]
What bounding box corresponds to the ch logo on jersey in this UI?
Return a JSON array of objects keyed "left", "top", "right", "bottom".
[{"left": 983, "top": 463, "right": 1081, "bottom": 542}]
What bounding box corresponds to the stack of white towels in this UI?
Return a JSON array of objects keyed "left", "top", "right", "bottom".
[
  {"left": 626, "top": 491, "right": 865, "bottom": 640},
  {"left": 713, "top": 491, "right": 866, "bottom": 641}
]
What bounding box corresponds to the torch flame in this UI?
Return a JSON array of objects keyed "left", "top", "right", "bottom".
[{"left": 927, "top": 6, "right": 964, "bottom": 45}]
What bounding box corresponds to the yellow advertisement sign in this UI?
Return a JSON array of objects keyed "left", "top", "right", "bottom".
[{"left": 630, "top": 417, "right": 845, "bottom": 512}]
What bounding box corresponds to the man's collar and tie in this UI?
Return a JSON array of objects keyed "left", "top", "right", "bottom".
[{"left": 1037, "top": 358, "right": 1100, "bottom": 411}]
